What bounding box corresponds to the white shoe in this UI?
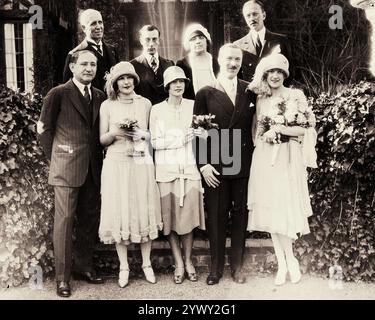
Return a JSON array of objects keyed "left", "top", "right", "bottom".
[
  {"left": 288, "top": 259, "right": 302, "bottom": 284},
  {"left": 118, "top": 268, "right": 129, "bottom": 288},
  {"left": 142, "top": 265, "right": 156, "bottom": 284},
  {"left": 274, "top": 267, "right": 287, "bottom": 286}
]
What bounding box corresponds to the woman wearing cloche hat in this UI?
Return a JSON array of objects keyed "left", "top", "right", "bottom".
[
  {"left": 176, "top": 23, "right": 219, "bottom": 99},
  {"left": 247, "top": 53, "right": 318, "bottom": 286},
  {"left": 99, "top": 61, "right": 162, "bottom": 288},
  {"left": 150, "top": 66, "right": 206, "bottom": 284}
]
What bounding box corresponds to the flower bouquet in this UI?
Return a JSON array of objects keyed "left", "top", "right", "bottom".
[
  {"left": 258, "top": 96, "right": 314, "bottom": 165},
  {"left": 118, "top": 119, "right": 146, "bottom": 157},
  {"left": 118, "top": 118, "right": 139, "bottom": 132},
  {"left": 192, "top": 114, "right": 219, "bottom": 130}
]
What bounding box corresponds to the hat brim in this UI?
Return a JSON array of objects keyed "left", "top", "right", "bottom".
[{"left": 163, "top": 78, "right": 190, "bottom": 92}]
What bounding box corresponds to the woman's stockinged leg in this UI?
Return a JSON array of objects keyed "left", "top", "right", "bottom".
[
  {"left": 140, "top": 240, "right": 152, "bottom": 267},
  {"left": 278, "top": 234, "right": 301, "bottom": 283},
  {"left": 168, "top": 231, "right": 184, "bottom": 268},
  {"left": 271, "top": 233, "right": 287, "bottom": 285},
  {"left": 182, "top": 232, "right": 197, "bottom": 281},
  {"left": 115, "top": 243, "right": 129, "bottom": 287},
  {"left": 140, "top": 240, "right": 156, "bottom": 283},
  {"left": 115, "top": 243, "right": 129, "bottom": 270}
]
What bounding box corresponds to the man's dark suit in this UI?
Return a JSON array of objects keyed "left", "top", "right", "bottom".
[
  {"left": 38, "top": 80, "right": 106, "bottom": 282},
  {"left": 193, "top": 79, "right": 256, "bottom": 277},
  {"left": 130, "top": 55, "right": 174, "bottom": 105},
  {"left": 234, "top": 29, "right": 292, "bottom": 83},
  {"left": 63, "top": 41, "right": 119, "bottom": 91},
  {"left": 176, "top": 56, "right": 219, "bottom": 100}
]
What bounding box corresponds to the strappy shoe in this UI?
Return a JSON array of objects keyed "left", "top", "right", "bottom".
[
  {"left": 185, "top": 263, "right": 198, "bottom": 282},
  {"left": 118, "top": 268, "right": 129, "bottom": 288},
  {"left": 142, "top": 265, "right": 156, "bottom": 284},
  {"left": 173, "top": 266, "right": 185, "bottom": 284}
]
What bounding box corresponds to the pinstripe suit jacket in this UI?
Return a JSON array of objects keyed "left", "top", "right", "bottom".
[{"left": 38, "top": 80, "right": 106, "bottom": 187}]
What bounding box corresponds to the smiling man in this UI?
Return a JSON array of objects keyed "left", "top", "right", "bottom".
[
  {"left": 193, "top": 43, "right": 256, "bottom": 285},
  {"left": 38, "top": 50, "right": 106, "bottom": 298},
  {"left": 234, "top": 0, "right": 292, "bottom": 83},
  {"left": 130, "top": 25, "right": 174, "bottom": 105},
  {"left": 63, "top": 9, "right": 119, "bottom": 91}
]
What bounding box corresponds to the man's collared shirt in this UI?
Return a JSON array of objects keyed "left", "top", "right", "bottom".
[
  {"left": 72, "top": 77, "right": 92, "bottom": 99},
  {"left": 143, "top": 52, "right": 160, "bottom": 71},
  {"left": 218, "top": 74, "right": 237, "bottom": 106},
  {"left": 87, "top": 37, "right": 103, "bottom": 55},
  {"left": 249, "top": 27, "right": 266, "bottom": 48}
]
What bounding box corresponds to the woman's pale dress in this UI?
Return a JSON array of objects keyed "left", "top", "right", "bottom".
[
  {"left": 99, "top": 95, "right": 162, "bottom": 245},
  {"left": 247, "top": 88, "right": 317, "bottom": 239}
]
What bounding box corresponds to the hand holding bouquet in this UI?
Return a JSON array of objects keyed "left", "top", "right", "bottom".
[
  {"left": 118, "top": 118, "right": 139, "bottom": 132},
  {"left": 192, "top": 114, "right": 219, "bottom": 130}
]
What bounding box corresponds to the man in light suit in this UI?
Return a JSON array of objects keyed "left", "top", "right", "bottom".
[
  {"left": 63, "top": 9, "right": 119, "bottom": 91},
  {"left": 234, "top": 0, "right": 292, "bottom": 83},
  {"left": 130, "top": 25, "right": 174, "bottom": 105},
  {"left": 38, "top": 50, "right": 106, "bottom": 298},
  {"left": 193, "top": 43, "right": 256, "bottom": 285}
]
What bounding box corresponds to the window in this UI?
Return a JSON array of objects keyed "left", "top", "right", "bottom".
[{"left": 4, "top": 23, "right": 34, "bottom": 92}]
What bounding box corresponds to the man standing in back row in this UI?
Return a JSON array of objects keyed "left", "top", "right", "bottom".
[
  {"left": 234, "top": 0, "right": 292, "bottom": 83},
  {"left": 131, "top": 25, "right": 174, "bottom": 105},
  {"left": 63, "top": 9, "right": 119, "bottom": 91}
]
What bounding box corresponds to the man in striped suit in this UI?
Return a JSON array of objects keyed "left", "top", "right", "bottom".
[{"left": 38, "top": 50, "right": 106, "bottom": 298}]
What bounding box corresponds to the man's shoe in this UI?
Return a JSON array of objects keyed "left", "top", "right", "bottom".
[
  {"left": 232, "top": 270, "right": 247, "bottom": 284},
  {"left": 56, "top": 281, "right": 71, "bottom": 298},
  {"left": 73, "top": 271, "right": 104, "bottom": 284},
  {"left": 206, "top": 274, "right": 221, "bottom": 285}
]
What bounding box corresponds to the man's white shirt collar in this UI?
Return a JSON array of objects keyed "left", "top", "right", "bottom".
[
  {"left": 143, "top": 52, "right": 159, "bottom": 68},
  {"left": 218, "top": 75, "right": 237, "bottom": 91},
  {"left": 72, "top": 78, "right": 92, "bottom": 98},
  {"left": 249, "top": 27, "right": 266, "bottom": 45},
  {"left": 86, "top": 37, "right": 103, "bottom": 52}
]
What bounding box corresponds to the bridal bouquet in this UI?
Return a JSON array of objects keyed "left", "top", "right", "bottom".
[
  {"left": 192, "top": 114, "right": 219, "bottom": 130},
  {"left": 258, "top": 95, "right": 314, "bottom": 165}
]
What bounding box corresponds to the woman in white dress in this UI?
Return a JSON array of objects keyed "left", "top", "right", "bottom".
[
  {"left": 247, "top": 54, "right": 317, "bottom": 285},
  {"left": 150, "top": 66, "right": 206, "bottom": 284},
  {"left": 99, "top": 62, "right": 162, "bottom": 288}
]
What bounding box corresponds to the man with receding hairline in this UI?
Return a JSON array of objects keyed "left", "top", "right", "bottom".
[
  {"left": 193, "top": 43, "right": 256, "bottom": 285},
  {"left": 63, "top": 9, "right": 119, "bottom": 91},
  {"left": 234, "top": 0, "right": 292, "bottom": 83},
  {"left": 39, "top": 49, "right": 106, "bottom": 297}
]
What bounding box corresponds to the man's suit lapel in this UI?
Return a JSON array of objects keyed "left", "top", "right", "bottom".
[
  {"left": 66, "top": 80, "right": 90, "bottom": 125},
  {"left": 103, "top": 42, "right": 116, "bottom": 66},
  {"left": 261, "top": 29, "right": 281, "bottom": 58},
  {"left": 92, "top": 89, "right": 101, "bottom": 126},
  {"left": 139, "top": 55, "right": 159, "bottom": 90},
  {"left": 213, "top": 81, "right": 235, "bottom": 116},
  {"left": 229, "top": 80, "right": 248, "bottom": 128}
]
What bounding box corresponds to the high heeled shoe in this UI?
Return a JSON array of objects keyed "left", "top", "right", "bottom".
[
  {"left": 288, "top": 258, "right": 302, "bottom": 284},
  {"left": 118, "top": 268, "right": 129, "bottom": 288},
  {"left": 185, "top": 263, "right": 198, "bottom": 282},
  {"left": 173, "top": 266, "right": 185, "bottom": 284},
  {"left": 274, "top": 267, "right": 287, "bottom": 286},
  {"left": 142, "top": 265, "right": 156, "bottom": 284}
]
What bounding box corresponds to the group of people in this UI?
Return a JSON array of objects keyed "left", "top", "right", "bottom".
[{"left": 37, "top": 0, "right": 317, "bottom": 298}]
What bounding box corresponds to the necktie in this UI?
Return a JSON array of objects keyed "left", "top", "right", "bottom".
[
  {"left": 84, "top": 85, "right": 93, "bottom": 124},
  {"left": 230, "top": 82, "right": 236, "bottom": 105},
  {"left": 150, "top": 56, "right": 158, "bottom": 74},
  {"left": 91, "top": 42, "right": 102, "bottom": 55},
  {"left": 255, "top": 33, "right": 262, "bottom": 56},
  {"left": 84, "top": 85, "right": 91, "bottom": 104}
]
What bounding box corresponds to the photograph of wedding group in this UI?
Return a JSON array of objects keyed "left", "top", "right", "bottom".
[{"left": 0, "top": 0, "right": 374, "bottom": 306}]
